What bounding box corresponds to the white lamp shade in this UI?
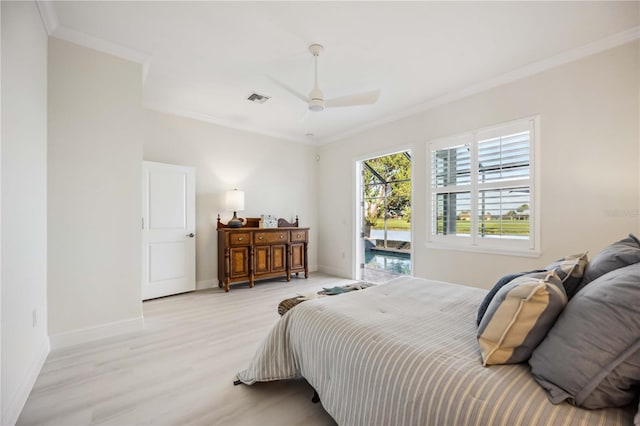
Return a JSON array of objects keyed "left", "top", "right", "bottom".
[{"left": 225, "top": 189, "right": 245, "bottom": 211}]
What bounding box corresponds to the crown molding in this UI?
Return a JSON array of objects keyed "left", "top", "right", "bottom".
[
  {"left": 52, "top": 25, "right": 152, "bottom": 81},
  {"left": 51, "top": 25, "right": 150, "bottom": 66},
  {"left": 35, "top": 1, "right": 152, "bottom": 82},
  {"left": 143, "top": 102, "right": 318, "bottom": 146},
  {"left": 36, "top": 1, "right": 58, "bottom": 35},
  {"left": 323, "top": 25, "right": 640, "bottom": 145}
]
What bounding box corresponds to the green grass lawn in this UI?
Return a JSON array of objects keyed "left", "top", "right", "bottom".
[
  {"left": 437, "top": 219, "right": 529, "bottom": 235},
  {"left": 372, "top": 218, "right": 411, "bottom": 230},
  {"left": 372, "top": 218, "right": 529, "bottom": 235}
]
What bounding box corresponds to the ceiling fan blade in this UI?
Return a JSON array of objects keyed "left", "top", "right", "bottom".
[
  {"left": 267, "top": 76, "right": 308, "bottom": 105},
  {"left": 325, "top": 90, "right": 380, "bottom": 108},
  {"left": 299, "top": 109, "right": 310, "bottom": 122}
]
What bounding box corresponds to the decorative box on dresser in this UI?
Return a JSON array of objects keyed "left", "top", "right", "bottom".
[{"left": 217, "top": 217, "right": 309, "bottom": 292}]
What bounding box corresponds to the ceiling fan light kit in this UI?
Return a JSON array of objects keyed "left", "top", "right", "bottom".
[{"left": 309, "top": 101, "right": 324, "bottom": 112}]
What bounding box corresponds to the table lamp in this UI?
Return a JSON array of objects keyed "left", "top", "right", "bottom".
[{"left": 225, "top": 189, "right": 245, "bottom": 228}]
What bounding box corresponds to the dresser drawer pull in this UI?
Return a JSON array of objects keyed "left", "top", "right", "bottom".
[
  {"left": 258, "top": 236, "right": 264, "bottom": 240},
  {"left": 279, "top": 234, "right": 284, "bottom": 239},
  {"left": 237, "top": 237, "right": 244, "bottom": 241},
  {"left": 297, "top": 233, "right": 302, "bottom": 238}
]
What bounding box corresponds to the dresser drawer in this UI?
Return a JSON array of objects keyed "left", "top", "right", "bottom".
[
  {"left": 228, "top": 232, "right": 251, "bottom": 246},
  {"left": 254, "top": 231, "right": 289, "bottom": 244},
  {"left": 290, "top": 230, "right": 308, "bottom": 242}
]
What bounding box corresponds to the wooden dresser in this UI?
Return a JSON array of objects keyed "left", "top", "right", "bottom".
[{"left": 217, "top": 218, "right": 309, "bottom": 292}]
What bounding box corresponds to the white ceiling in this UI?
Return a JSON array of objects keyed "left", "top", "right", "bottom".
[{"left": 40, "top": 1, "right": 639, "bottom": 144}]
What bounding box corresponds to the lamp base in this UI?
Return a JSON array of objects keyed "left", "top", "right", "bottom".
[{"left": 227, "top": 212, "right": 243, "bottom": 228}]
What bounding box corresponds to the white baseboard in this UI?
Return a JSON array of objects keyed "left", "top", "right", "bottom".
[
  {"left": 49, "top": 316, "right": 144, "bottom": 350},
  {"left": 2, "top": 336, "right": 50, "bottom": 426},
  {"left": 196, "top": 279, "right": 216, "bottom": 290},
  {"left": 317, "top": 265, "right": 352, "bottom": 279}
]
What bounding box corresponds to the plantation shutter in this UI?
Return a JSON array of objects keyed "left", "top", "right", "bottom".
[
  {"left": 429, "top": 118, "right": 536, "bottom": 248},
  {"left": 475, "top": 124, "right": 531, "bottom": 239},
  {"left": 431, "top": 136, "right": 473, "bottom": 236}
]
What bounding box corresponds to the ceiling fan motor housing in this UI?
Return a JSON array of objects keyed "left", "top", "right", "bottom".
[{"left": 308, "top": 87, "right": 325, "bottom": 111}]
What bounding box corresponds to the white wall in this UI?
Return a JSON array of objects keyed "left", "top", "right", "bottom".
[
  {"left": 1, "top": 2, "right": 49, "bottom": 424},
  {"left": 317, "top": 41, "right": 640, "bottom": 289},
  {"left": 48, "top": 38, "right": 143, "bottom": 346},
  {"left": 143, "top": 110, "right": 319, "bottom": 287}
]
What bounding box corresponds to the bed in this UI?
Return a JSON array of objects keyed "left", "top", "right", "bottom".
[{"left": 236, "top": 275, "right": 635, "bottom": 425}]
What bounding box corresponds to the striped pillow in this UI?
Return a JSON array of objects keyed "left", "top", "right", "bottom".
[
  {"left": 477, "top": 271, "right": 567, "bottom": 366},
  {"left": 476, "top": 269, "right": 546, "bottom": 326},
  {"left": 544, "top": 252, "right": 588, "bottom": 298}
]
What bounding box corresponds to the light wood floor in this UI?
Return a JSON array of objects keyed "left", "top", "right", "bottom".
[
  {"left": 18, "top": 273, "right": 364, "bottom": 426},
  {"left": 362, "top": 268, "right": 402, "bottom": 284}
]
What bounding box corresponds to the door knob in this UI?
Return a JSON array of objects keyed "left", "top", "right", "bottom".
[{"left": 187, "top": 233, "right": 195, "bottom": 238}]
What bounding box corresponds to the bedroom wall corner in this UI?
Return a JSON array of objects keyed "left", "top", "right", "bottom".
[
  {"left": 1, "top": 2, "right": 50, "bottom": 424},
  {"left": 48, "top": 38, "right": 143, "bottom": 345}
]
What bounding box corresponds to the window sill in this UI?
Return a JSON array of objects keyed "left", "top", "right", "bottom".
[{"left": 424, "top": 241, "right": 541, "bottom": 258}]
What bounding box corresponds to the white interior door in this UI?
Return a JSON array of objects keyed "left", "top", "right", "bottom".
[{"left": 142, "top": 161, "right": 196, "bottom": 300}]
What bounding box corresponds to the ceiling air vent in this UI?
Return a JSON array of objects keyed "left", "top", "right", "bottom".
[{"left": 247, "top": 93, "right": 270, "bottom": 104}]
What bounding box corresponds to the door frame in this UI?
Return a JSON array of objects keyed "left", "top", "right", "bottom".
[{"left": 353, "top": 147, "right": 414, "bottom": 281}]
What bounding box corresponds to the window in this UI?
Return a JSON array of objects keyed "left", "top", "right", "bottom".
[{"left": 427, "top": 117, "right": 539, "bottom": 256}]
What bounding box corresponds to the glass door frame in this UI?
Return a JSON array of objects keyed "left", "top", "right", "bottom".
[{"left": 353, "top": 148, "right": 413, "bottom": 281}]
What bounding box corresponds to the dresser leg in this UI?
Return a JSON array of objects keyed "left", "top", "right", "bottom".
[
  {"left": 225, "top": 280, "right": 230, "bottom": 292},
  {"left": 304, "top": 242, "right": 309, "bottom": 278}
]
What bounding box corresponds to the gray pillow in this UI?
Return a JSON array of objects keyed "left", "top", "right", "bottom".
[
  {"left": 529, "top": 264, "right": 640, "bottom": 409},
  {"left": 576, "top": 234, "right": 640, "bottom": 293}
]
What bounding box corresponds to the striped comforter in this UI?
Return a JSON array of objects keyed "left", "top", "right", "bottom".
[{"left": 237, "top": 276, "right": 633, "bottom": 425}]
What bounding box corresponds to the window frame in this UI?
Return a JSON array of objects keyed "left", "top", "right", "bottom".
[{"left": 426, "top": 116, "right": 540, "bottom": 257}]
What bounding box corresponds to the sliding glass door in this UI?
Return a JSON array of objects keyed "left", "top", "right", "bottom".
[{"left": 358, "top": 151, "right": 412, "bottom": 283}]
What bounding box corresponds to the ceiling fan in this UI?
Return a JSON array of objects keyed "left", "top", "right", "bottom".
[{"left": 273, "top": 43, "right": 380, "bottom": 112}]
